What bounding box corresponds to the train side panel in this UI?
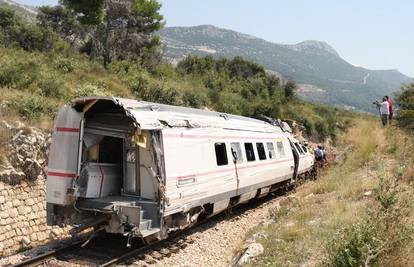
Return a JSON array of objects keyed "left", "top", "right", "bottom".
[{"left": 162, "top": 128, "right": 295, "bottom": 217}]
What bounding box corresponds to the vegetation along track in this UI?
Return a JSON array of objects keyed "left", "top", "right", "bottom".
[{"left": 9, "top": 185, "right": 294, "bottom": 267}]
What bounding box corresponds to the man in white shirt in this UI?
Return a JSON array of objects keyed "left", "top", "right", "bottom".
[{"left": 377, "top": 97, "right": 390, "bottom": 126}]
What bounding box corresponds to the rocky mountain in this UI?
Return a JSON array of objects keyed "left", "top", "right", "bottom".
[
  {"left": 159, "top": 25, "right": 413, "bottom": 112},
  {"left": 0, "top": 0, "right": 37, "bottom": 22}
]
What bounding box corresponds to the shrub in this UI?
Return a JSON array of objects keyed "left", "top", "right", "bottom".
[
  {"left": 326, "top": 220, "right": 378, "bottom": 267},
  {"left": 53, "top": 56, "right": 78, "bottom": 73},
  {"left": 182, "top": 90, "right": 207, "bottom": 108},
  {"left": 396, "top": 83, "right": 414, "bottom": 132},
  {"left": 9, "top": 95, "right": 53, "bottom": 119},
  {"left": 0, "top": 62, "right": 38, "bottom": 89},
  {"left": 37, "top": 72, "right": 66, "bottom": 98},
  {"left": 72, "top": 83, "right": 109, "bottom": 98}
]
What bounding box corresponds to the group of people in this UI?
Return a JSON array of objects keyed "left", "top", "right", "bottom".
[{"left": 377, "top": 96, "right": 393, "bottom": 126}]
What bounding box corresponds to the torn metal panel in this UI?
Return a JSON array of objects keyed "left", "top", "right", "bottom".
[{"left": 70, "top": 97, "right": 285, "bottom": 133}]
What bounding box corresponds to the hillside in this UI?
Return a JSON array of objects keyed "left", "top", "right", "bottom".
[
  {"left": 159, "top": 25, "right": 413, "bottom": 112},
  {"left": 0, "top": 0, "right": 37, "bottom": 22},
  {"left": 240, "top": 118, "right": 414, "bottom": 266}
]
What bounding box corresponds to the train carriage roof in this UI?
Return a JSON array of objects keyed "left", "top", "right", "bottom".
[{"left": 72, "top": 96, "right": 288, "bottom": 134}]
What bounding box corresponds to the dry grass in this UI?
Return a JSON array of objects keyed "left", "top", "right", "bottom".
[
  {"left": 0, "top": 123, "right": 11, "bottom": 168},
  {"left": 246, "top": 118, "right": 414, "bottom": 267}
]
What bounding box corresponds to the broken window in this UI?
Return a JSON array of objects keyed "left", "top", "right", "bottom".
[
  {"left": 244, "top": 143, "right": 256, "bottom": 162},
  {"left": 302, "top": 145, "right": 308, "bottom": 153},
  {"left": 256, "top": 143, "right": 267, "bottom": 160},
  {"left": 266, "top": 142, "right": 276, "bottom": 159},
  {"left": 231, "top": 142, "right": 243, "bottom": 163},
  {"left": 215, "top": 143, "right": 228, "bottom": 166},
  {"left": 295, "top": 143, "right": 304, "bottom": 155},
  {"left": 277, "top": 142, "right": 286, "bottom": 157}
]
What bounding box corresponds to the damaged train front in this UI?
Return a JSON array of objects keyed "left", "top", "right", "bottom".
[{"left": 46, "top": 99, "right": 166, "bottom": 241}]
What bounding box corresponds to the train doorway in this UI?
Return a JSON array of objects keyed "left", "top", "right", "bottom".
[{"left": 289, "top": 140, "right": 299, "bottom": 180}]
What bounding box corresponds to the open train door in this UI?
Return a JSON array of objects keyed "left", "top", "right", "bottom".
[
  {"left": 47, "top": 105, "right": 83, "bottom": 206},
  {"left": 289, "top": 139, "right": 299, "bottom": 181}
]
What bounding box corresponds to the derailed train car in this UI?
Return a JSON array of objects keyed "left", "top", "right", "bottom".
[{"left": 46, "top": 97, "right": 314, "bottom": 241}]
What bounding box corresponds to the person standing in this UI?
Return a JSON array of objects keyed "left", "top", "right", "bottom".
[
  {"left": 377, "top": 97, "right": 390, "bottom": 126},
  {"left": 385, "top": 96, "right": 393, "bottom": 122}
]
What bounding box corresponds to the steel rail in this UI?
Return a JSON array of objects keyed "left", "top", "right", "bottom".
[{"left": 9, "top": 241, "right": 84, "bottom": 267}]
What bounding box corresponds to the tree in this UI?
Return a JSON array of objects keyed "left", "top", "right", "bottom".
[
  {"left": 396, "top": 83, "right": 414, "bottom": 131},
  {"left": 40, "top": 0, "right": 164, "bottom": 67},
  {"left": 0, "top": 6, "right": 19, "bottom": 28},
  {"left": 37, "top": 5, "right": 85, "bottom": 47},
  {"left": 284, "top": 80, "right": 297, "bottom": 101},
  {"left": 0, "top": 7, "right": 59, "bottom": 52}
]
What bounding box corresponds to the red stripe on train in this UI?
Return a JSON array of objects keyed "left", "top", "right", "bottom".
[
  {"left": 55, "top": 127, "right": 80, "bottom": 133},
  {"left": 47, "top": 171, "right": 76, "bottom": 178},
  {"left": 171, "top": 158, "right": 293, "bottom": 180}
]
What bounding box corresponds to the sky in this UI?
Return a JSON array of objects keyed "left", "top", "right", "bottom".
[{"left": 16, "top": 0, "right": 414, "bottom": 77}]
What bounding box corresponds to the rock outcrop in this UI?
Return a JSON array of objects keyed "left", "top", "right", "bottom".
[{"left": 0, "top": 121, "right": 49, "bottom": 184}]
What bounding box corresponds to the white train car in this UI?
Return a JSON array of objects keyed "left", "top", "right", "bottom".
[{"left": 46, "top": 97, "right": 314, "bottom": 240}]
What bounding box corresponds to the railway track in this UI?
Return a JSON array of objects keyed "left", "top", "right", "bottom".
[{"left": 9, "top": 187, "right": 292, "bottom": 267}]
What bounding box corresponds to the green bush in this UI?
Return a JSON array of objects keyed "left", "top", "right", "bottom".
[
  {"left": 0, "top": 62, "right": 39, "bottom": 89},
  {"left": 182, "top": 90, "right": 207, "bottom": 108},
  {"left": 326, "top": 220, "right": 378, "bottom": 267},
  {"left": 72, "top": 83, "right": 109, "bottom": 98},
  {"left": 396, "top": 83, "right": 414, "bottom": 132},
  {"left": 37, "top": 72, "right": 66, "bottom": 97},
  {"left": 9, "top": 95, "right": 54, "bottom": 119},
  {"left": 53, "top": 56, "right": 78, "bottom": 73}
]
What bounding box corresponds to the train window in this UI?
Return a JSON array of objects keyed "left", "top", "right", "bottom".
[
  {"left": 266, "top": 142, "right": 276, "bottom": 159},
  {"left": 302, "top": 145, "right": 308, "bottom": 153},
  {"left": 231, "top": 143, "right": 243, "bottom": 163},
  {"left": 295, "top": 143, "right": 304, "bottom": 155},
  {"left": 244, "top": 143, "right": 256, "bottom": 162},
  {"left": 276, "top": 142, "right": 286, "bottom": 157},
  {"left": 256, "top": 143, "right": 267, "bottom": 160},
  {"left": 215, "top": 143, "right": 228, "bottom": 166}
]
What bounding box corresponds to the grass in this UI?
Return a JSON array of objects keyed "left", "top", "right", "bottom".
[
  {"left": 0, "top": 122, "right": 11, "bottom": 168},
  {"left": 244, "top": 117, "right": 414, "bottom": 267}
]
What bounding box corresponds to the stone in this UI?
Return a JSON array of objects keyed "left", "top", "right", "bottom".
[
  {"left": 37, "top": 231, "right": 47, "bottom": 241},
  {"left": 23, "top": 159, "right": 42, "bottom": 181},
  {"left": 363, "top": 191, "right": 372, "bottom": 197},
  {"left": 21, "top": 236, "right": 31, "bottom": 245},
  {"left": 15, "top": 228, "right": 22, "bottom": 235},
  {"left": 17, "top": 205, "right": 29, "bottom": 216},
  {"left": 30, "top": 232, "right": 38, "bottom": 241},
  {"left": 51, "top": 229, "right": 60, "bottom": 237},
  {"left": 8, "top": 208, "right": 18, "bottom": 218},
  {"left": 159, "top": 248, "right": 171, "bottom": 257},
  {"left": 25, "top": 198, "right": 35, "bottom": 206},
  {"left": 12, "top": 199, "right": 21, "bottom": 206},
  {"left": 0, "top": 211, "right": 8, "bottom": 219},
  {"left": 151, "top": 251, "right": 163, "bottom": 260},
  {"left": 144, "top": 255, "right": 156, "bottom": 264},
  {"left": 237, "top": 243, "right": 264, "bottom": 265},
  {"left": 0, "top": 195, "right": 5, "bottom": 204},
  {"left": 169, "top": 245, "right": 180, "bottom": 253}
]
